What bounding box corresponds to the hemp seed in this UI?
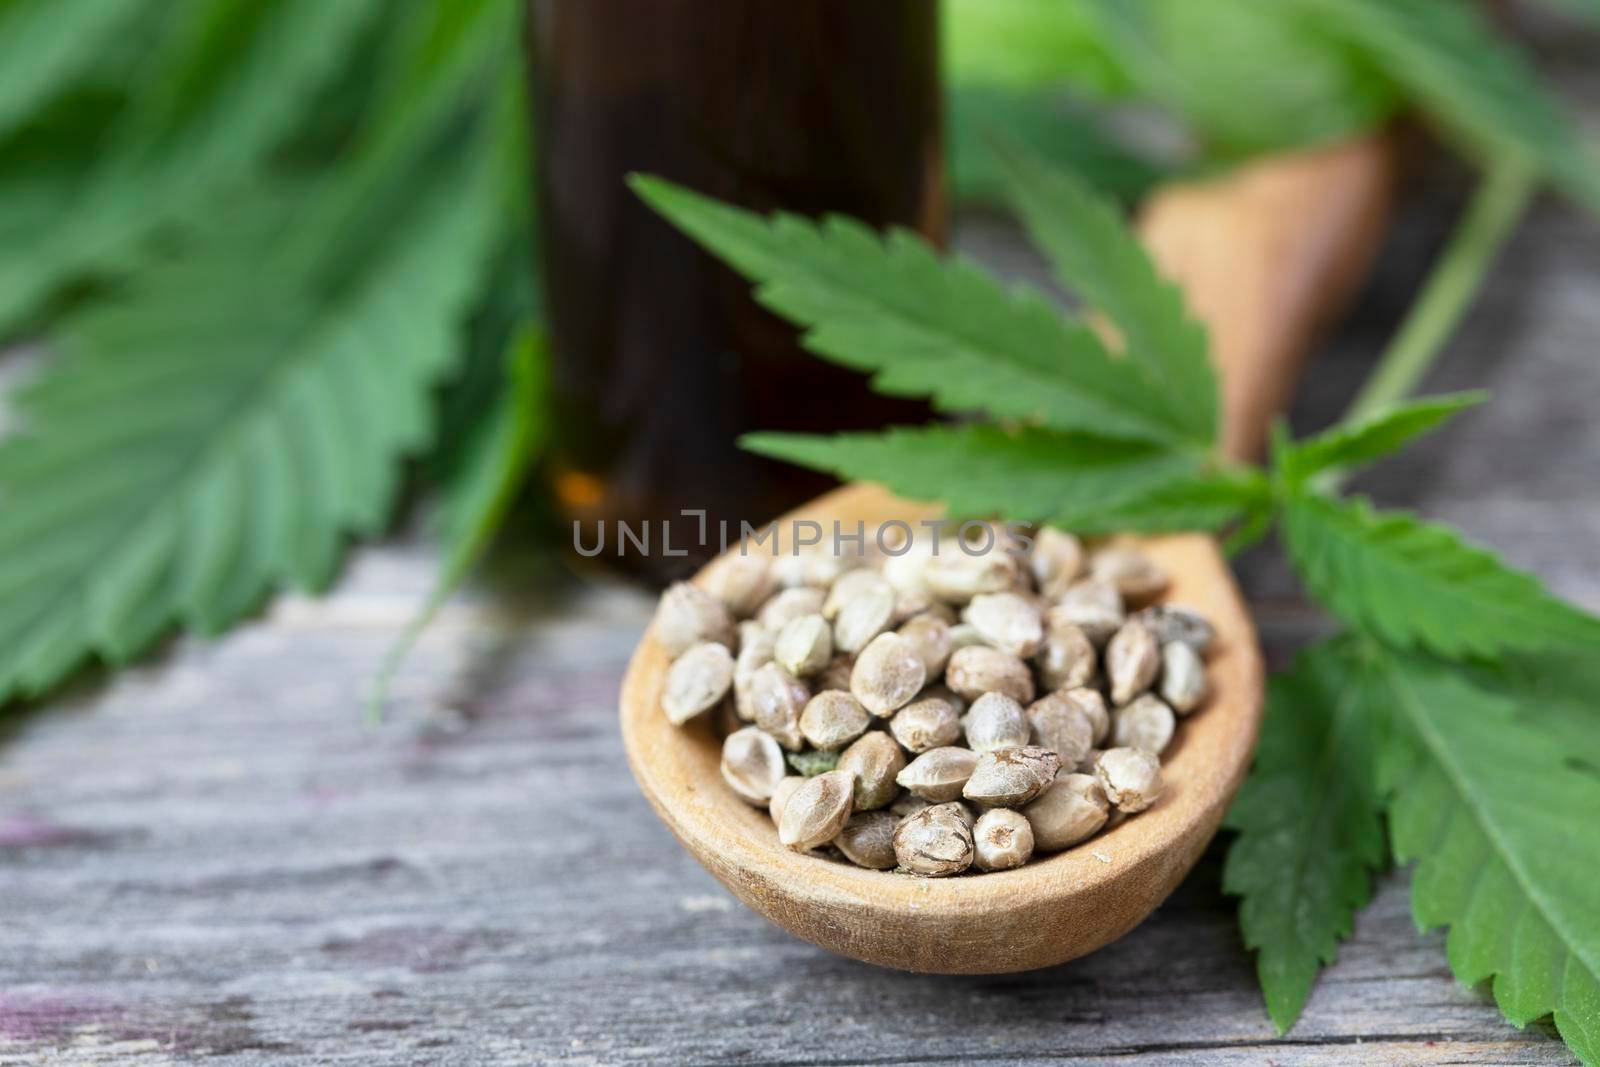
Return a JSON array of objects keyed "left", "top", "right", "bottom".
[
  {"left": 962, "top": 746, "right": 1061, "bottom": 808},
  {"left": 1062, "top": 686, "right": 1111, "bottom": 746},
  {"left": 654, "top": 582, "right": 735, "bottom": 657},
  {"left": 972, "top": 808, "right": 1035, "bottom": 871},
  {"left": 963, "top": 592, "right": 1044, "bottom": 657},
  {"left": 1024, "top": 772, "right": 1110, "bottom": 851},
  {"left": 749, "top": 661, "right": 810, "bottom": 750},
  {"left": 834, "top": 810, "right": 900, "bottom": 869},
  {"left": 892, "top": 802, "right": 974, "bottom": 876},
  {"left": 768, "top": 775, "right": 806, "bottom": 826},
  {"left": 1096, "top": 747, "right": 1164, "bottom": 813},
  {"left": 850, "top": 632, "right": 926, "bottom": 717},
  {"left": 897, "top": 613, "right": 953, "bottom": 678},
  {"left": 661, "top": 642, "right": 735, "bottom": 725},
  {"left": 778, "top": 769, "right": 855, "bottom": 850},
  {"left": 1035, "top": 618, "right": 1097, "bottom": 692},
  {"left": 799, "top": 690, "right": 871, "bottom": 751},
  {"left": 1029, "top": 527, "right": 1084, "bottom": 598},
  {"left": 1090, "top": 545, "right": 1169, "bottom": 602},
  {"left": 700, "top": 552, "right": 774, "bottom": 619},
  {"left": 946, "top": 645, "right": 1035, "bottom": 705},
  {"left": 1160, "top": 639, "right": 1208, "bottom": 714},
  {"left": 961, "top": 692, "right": 1031, "bottom": 753},
  {"left": 1026, "top": 692, "right": 1095, "bottom": 768},
  {"left": 1106, "top": 619, "right": 1160, "bottom": 706},
  {"left": 721, "top": 726, "right": 787, "bottom": 805},
  {"left": 896, "top": 746, "right": 979, "bottom": 803},
  {"left": 1112, "top": 693, "right": 1176, "bottom": 755},
  {"left": 757, "top": 586, "right": 827, "bottom": 631},
  {"left": 889, "top": 696, "right": 963, "bottom": 753},
  {"left": 832, "top": 583, "right": 897, "bottom": 654},
  {"left": 774, "top": 613, "right": 833, "bottom": 677},
  {"left": 836, "top": 731, "right": 906, "bottom": 810},
  {"left": 1134, "top": 604, "right": 1216, "bottom": 655},
  {"left": 1049, "top": 579, "right": 1125, "bottom": 647}
]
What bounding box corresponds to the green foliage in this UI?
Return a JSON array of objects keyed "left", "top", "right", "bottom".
[
  {"left": 1295, "top": 0, "right": 1600, "bottom": 213},
  {"left": 942, "top": 0, "right": 1129, "bottom": 98},
  {"left": 0, "top": 0, "right": 388, "bottom": 337},
  {"left": 368, "top": 325, "right": 548, "bottom": 723},
  {"left": 998, "top": 146, "right": 1216, "bottom": 442},
  {"left": 631, "top": 175, "right": 1201, "bottom": 447},
  {"left": 1223, "top": 639, "right": 1386, "bottom": 1034},
  {"left": 1281, "top": 491, "right": 1600, "bottom": 659},
  {"left": 947, "top": 87, "right": 1166, "bottom": 207},
  {"left": 788, "top": 750, "right": 840, "bottom": 777},
  {"left": 0, "top": 114, "right": 502, "bottom": 703},
  {"left": 744, "top": 425, "right": 1253, "bottom": 534},
  {"left": 1080, "top": 0, "right": 1400, "bottom": 155},
  {"left": 0, "top": 0, "right": 149, "bottom": 141},
  {"left": 1276, "top": 391, "right": 1487, "bottom": 486},
  {"left": 1375, "top": 651, "right": 1600, "bottom": 1065}
]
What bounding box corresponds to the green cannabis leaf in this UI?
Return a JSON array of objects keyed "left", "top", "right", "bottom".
[
  {"left": 1222, "top": 639, "right": 1386, "bottom": 1034},
  {"left": 0, "top": 0, "right": 387, "bottom": 337},
  {"left": 0, "top": 120, "right": 501, "bottom": 703},
  {"left": 999, "top": 145, "right": 1217, "bottom": 442},
  {"left": 745, "top": 425, "right": 1263, "bottom": 537},
  {"left": 1295, "top": 0, "right": 1600, "bottom": 213},
  {"left": 947, "top": 87, "right": 1166, "bottom": 208},
  {"left": 1275, "top": 391, "right": 1486, "bottom": 487},
  {"left": 629, "top": 174, "right": 1202, "bottom": 448},
  {"left": 943, "top": 0, "right": 1130, "bottom": 98},
  {"left": 1078, "top": 0, "right": 1400, "bottom": 156},
  {"left": 0, "top": 0, "right": 147, "bottom": 141},
  {"left": 1280, "top": 491, "right": 1600, "bottom": 659},
  {"left": 1376, "top": 651, "right": 1600, "bottom": 1065},
  {"left": 368, "top": 325, "right": 549, "bottom": 723}
]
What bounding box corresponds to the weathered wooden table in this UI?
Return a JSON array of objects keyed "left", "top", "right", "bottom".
[{"left": 3, "top": 166, "right": 1598, "bottom": 1064}]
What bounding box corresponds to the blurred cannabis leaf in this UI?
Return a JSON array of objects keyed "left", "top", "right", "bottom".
[{"left": 0, "top": 0, "right": 537, "bottom": 701}]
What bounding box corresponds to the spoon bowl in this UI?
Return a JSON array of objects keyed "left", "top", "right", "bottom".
[{"left": 619, "top": 483, "right": 1264, "bottom": 973}]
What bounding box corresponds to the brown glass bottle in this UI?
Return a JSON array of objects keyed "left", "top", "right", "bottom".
[{"left": 527, "top": 0, "right": 943, "bottom": 581}]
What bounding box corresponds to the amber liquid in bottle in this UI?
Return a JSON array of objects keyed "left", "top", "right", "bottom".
[{"left": 528, "top": 0, "right": 943, "bottom": 581}]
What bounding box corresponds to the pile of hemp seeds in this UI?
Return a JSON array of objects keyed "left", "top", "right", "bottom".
[{"left": 654, "top": 526, "right": 1215, "bottom": 877}]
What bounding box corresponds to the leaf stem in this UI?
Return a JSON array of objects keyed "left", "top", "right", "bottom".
[{"left": 1343, "top": 162, "right": 1534, "bottom": 424}]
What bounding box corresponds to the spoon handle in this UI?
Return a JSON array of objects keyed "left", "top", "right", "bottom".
[{"left": 1138, "top": 133, "right": 1398, "bottom": 462}]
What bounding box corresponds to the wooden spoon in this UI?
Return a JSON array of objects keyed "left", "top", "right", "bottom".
[
  {"left": 618, "top": 134, "right": 1394, "bottom": 973},
  {"left": 621, "top": 484, "right": 1261, "bottom": 973}
]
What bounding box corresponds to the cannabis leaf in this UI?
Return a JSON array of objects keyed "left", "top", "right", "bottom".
[
  {"left": 1276, "top": 391, "right": 1487, "bottom": 486},
  {"left": 1223, "top": 639, "right": 1386, "bottom": 1033},
  {"left": 998, "top": 145, "right": 1217, "bottom": 443},
  {"left": 1296, "top": 0, "right": 1600, "bottom": 213},
  {"left": 1078, "top": 0, "right": 1401, "bottom": 155},
  {"left": 744, "top": 425, "right": 1259, "bottom": 534},
  {"left": 1281, "top": 491, "right": 1600, "bottom": 659},
  {"left": 0, "top": 0, "right": 385, "bottom": 336},
  {"left": 943, "top": 0, "right": 1129, "bottom": 98},
  {"left": 629, "top": 175, "right": 1200, "bottom": 447},
  {"left": 0, "top": 126, "right": 501, "bottom": 703},
  {"left": 1376, "top": 651, "right": 1600, "bottom": 1065},
  {"left": 368, "top": 325, "right": 548, "bottom": 723},
  {"left": 947, "top": 87, "right": 1164, "bottom": 208},
  {"left": 0, "top": 0, "right": 148, "bottom": 141}
]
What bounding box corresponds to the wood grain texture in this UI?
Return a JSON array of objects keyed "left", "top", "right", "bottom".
[
  {"left": 621, "top": 487, "right": 1263, "bottom": 973},
  {"left": 3, "top": 145, "right": 1599, "bottom": 1067}
]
